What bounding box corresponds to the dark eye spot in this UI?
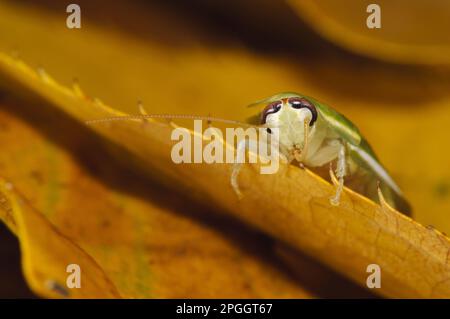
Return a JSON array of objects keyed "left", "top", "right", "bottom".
[
  {"left": 266, "top": 128, "right": 272, "bottom": 134},
  {"left": 261, "top": 101, "right": 282, "bottom": 124},
  {"left": 288, "top": 97, "right": 318, "bottom": 126}
]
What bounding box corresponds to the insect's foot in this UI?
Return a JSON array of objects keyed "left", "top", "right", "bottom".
[
  {"left": 329, "top": 193, "right": 341, "bottom": 206},
  {"left": 329, "top": 164, "right": 344, "bottom": 206},
  {"left": 231, "top": 164, "right": 244, "bottom": 200},
  {"left": 231, "top": 181, "right": 244, "bottom": 200},
  {"left": 377, "top": 183, "right": 395, "bottom": 213}
]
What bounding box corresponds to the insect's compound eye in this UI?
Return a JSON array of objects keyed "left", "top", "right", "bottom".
[
  {"left": 288, "top": 97, "right": 318, "bottom": 126},
  {"left": 261, "top": 101, "right": 282, "bottom": 124}
]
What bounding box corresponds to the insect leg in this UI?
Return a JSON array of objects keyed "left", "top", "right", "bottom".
[
  {"left": 330, "top": 143, "right": 347, "bottom": 206},
  {"left": 230, "top": 139, "right": 249, "bottom": 199},
  {"left": 230, "top": 137, "right": 288, "bottom": 198},
  {"left": 299, "top": 119, "right": 310, "bottom": 162}
]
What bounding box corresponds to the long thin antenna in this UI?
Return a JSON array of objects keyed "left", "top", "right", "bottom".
[{"left": 85, "top": 114, "right": 260, "bottom": 128}]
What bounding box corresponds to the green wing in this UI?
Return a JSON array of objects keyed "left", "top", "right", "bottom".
[
  {"left": 347, "top": 138, "right": 412, "bottom": 215},
  {"left": 304, "top": 95, "right": 411, "bottom": 215},
  {"left": 303, "top": 95, "right": 362, "bottom": 146}
]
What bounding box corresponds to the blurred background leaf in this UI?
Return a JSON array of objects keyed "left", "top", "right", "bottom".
[{"left": 288, "top": 0, "right": 450, "bottom": 65}]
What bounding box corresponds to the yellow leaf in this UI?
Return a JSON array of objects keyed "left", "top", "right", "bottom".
[
  {"left": 0, "top": 98, "right": 312, "bottom": 298},
  {"left": 1, "top": 51, "right": 450, "bottom": 298},
  {"left": 0, "top": 179, "right": 120, "bottom": 298}
]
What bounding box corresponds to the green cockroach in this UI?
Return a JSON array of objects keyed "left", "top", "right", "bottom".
[
  {"left": 87, "top": 92, "right": 411, "bottom": 216},
  {"left": 238, "top": 92, "right": 411, "bottom": 215}
]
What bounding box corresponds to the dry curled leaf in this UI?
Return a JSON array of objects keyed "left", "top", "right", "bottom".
[
  {"left": 0, "top": 96, "right": 313, "bottom": 298},
  {"left": 1, "top": 0, "right": 450, "bottom": 299},
  {"left": 0, "top": 179, "right": 120, "bottom": 298},
  {"left": 1, "top": 51, "right": 450, "bottom": 298}
]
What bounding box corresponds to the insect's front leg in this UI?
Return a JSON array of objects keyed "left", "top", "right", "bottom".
[
  {"left": 230, "top": 137, "right": 288, "bottom": 199},
  {"left": 330, "top": 143, "right": 347, "bottom": 206},
  {"left": 230, "top": 140, "right": 247, "bottom": 199},
  {"left": 230, "top": 139, "right": 250, "bottom": 199}
]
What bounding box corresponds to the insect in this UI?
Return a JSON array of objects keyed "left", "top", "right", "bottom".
[
  {"left": 86, "top": 92, "right": 411, "bottom": 216},
  {"left": 238, "top": 92, "right": 411, "bottom": 216}
]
